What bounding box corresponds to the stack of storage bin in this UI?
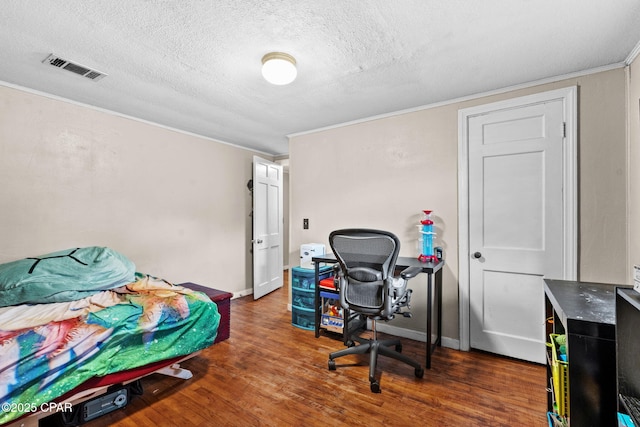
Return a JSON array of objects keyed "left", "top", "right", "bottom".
[{"left": 291, "top": 265, "right": 333, "bottom": 330}]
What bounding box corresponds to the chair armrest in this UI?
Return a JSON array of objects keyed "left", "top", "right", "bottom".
[
  {"left": 400, "top": 266, "right": 422, "bottom": 280},
  {"left": 332, "top": 263, "right": 342, "bottom": 291}
]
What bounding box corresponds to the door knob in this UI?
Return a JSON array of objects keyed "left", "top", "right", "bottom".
[{"left": 473, "top": 252, "right": 482, "bottom": 259}]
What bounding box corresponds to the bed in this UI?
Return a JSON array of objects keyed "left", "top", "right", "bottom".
[{"left": 0, "top": 247, "right": 221, "bottom": 426}]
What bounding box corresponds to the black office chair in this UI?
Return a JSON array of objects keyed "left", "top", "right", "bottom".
[{"left": 327, "top": 229, "right": 424, "bottom": 393}]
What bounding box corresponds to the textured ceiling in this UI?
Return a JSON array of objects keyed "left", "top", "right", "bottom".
[{"left": 1, "top": 1, "right": 640, "bottom": 155}]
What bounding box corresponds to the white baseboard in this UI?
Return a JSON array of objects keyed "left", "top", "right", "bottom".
[
  {"left": 233, "top": 288, "right": 253, "bottom": 299},
  {"left": 375, "top": 323, "right": 460, "bottom": 350}
]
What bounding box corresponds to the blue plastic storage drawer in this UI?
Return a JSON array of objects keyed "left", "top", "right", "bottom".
[
  {"left": 291, "top": 265, "right": 333, "bottom": 290},
  {"left": 292, "top": 287, "right": 315, "bottom": 310},
  {"left": 292, "top": 306, "right": 315, "bottom": 330}
]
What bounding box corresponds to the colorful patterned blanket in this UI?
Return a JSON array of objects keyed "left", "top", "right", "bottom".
[{"left": 0, "top": 274, "right": 220, "bottom": 424}]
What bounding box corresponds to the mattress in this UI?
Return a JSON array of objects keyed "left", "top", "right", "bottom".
[{"left": 0, "top": 273, "right": 220, "bottom": 425}]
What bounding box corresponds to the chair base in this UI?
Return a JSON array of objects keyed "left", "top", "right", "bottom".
[{"left": 328, "top": 336, "right": 424, "bottom": 393}]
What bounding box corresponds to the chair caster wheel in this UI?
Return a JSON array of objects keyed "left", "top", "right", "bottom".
[
  {"left": 395, "top": 343, "right": 402, "bottom": 353},
  {"left": 370, "top": 381, "right": 381, "bottom": 393},
  {"left": 346, "top": 340, "right": 355, "bottom": 347},
  {"left": 328, "top": 359, "right": 336, "bottom": 371},
  {"left": 415, "top": 367, "right": 424, "bottom": 378}
]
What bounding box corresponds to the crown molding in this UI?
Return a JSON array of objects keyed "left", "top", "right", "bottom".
[
  {"left": 625, "top": 39, "right": 640, "bottom": 65},
  {"left": 288, "top": 62, "right": 626, "bottom": 139}
]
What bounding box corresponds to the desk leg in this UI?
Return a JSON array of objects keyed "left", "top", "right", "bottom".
[
  {"left": 425, "top": 269, "right": 443, "bottom": 369},
  {"left": 343, "top": 307, "right": 350, "bottom": 346},
  {"left": 435, "top": 269, "right": 442, "bottom": 347},
  {"left": 314, "top": 264, "right": 320, "bottom": 338},
  {"left": 426, "top": 272, "right": 433, "bottom": 369}
]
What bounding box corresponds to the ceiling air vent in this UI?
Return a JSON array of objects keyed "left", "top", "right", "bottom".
[{"left": 42, "top": 54, "right": 107, "bottom": 81}]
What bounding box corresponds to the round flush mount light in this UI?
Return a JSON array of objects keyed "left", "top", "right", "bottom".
[{"left": 261, "top": 52, "right": 297, "bottom": 85}]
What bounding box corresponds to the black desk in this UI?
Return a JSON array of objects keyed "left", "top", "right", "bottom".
[{"left": 312, "top": 254, "right": 444, "bottom": 369}]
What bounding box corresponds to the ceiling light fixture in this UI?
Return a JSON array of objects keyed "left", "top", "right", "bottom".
[{"left": 261, "top": 52, "right": 297, "bottom": 85}]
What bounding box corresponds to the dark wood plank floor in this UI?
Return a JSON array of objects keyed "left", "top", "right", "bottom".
[{"left": 85, "top": 274, "right": 548, "bottom": 427}]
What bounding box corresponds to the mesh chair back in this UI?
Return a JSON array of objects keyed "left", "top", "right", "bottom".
[{"left": 329, "top": 229, "right": 400, "bottom": 313}]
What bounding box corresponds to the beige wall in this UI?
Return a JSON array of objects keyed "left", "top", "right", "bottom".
[
  {"left": 629, "top": 56, "right": 640, "bottom": 281},
  {"left": 289, "top": 68, "right": 629, "bottom": 343},
  {"left": 0, "top": 84, "right": 267, "bottom": 296}
]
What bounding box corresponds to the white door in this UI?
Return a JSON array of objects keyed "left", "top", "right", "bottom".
[
  {"left": 459, "top": 87, "right": 577, "bottom": 364},
  {"left": 252, "top": 156, "right": 283, "bottom": 299}
]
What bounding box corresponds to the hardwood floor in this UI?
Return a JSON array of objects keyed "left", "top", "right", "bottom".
[{"left": 85, "top": 275, "right": 548, "bottom": 427}]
